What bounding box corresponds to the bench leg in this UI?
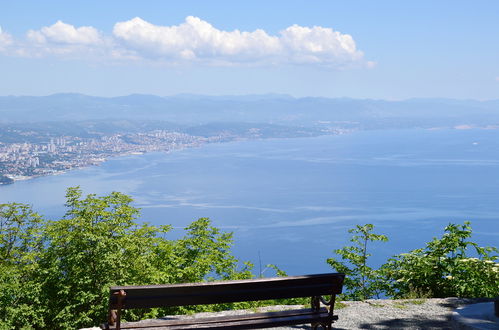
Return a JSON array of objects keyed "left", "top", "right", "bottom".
[
  {"left": 107, "top": 309, "right": 117, "bottom": 327},
  {"left": 311, "top": 295, "right": 333, "bottom": 329},
  {"left": 109, "top": 289, "right": 126, "bottom": 330},
  {"left": 311, "top": 322, "right": 331, "bottom": 329}
]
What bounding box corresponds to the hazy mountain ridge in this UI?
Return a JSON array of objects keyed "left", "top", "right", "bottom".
[{"left": 1, "top": 94, "right": 498, "bottom": 128}]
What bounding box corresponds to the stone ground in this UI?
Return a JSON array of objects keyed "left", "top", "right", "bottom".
[{"left": 84, "top": 298, "right": 492, "bottom": 329}]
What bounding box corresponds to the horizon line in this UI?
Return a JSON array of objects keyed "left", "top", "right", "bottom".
[{"left": 1, "top": 92, "right": 497, "bottom": 103}]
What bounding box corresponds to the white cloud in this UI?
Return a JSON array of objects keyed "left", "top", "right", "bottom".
[
  {"left": 112, "top": 16, "right": 282, "bottom": 64},
  {"left": 278, "top": 24, "right": 362, "bottom": 65},
  {"left": 27, "top": 21, "right": 103, "bottom": 45},
  {"left": 20, "top": 21, "right": 110, "bottom": 58},
  {"left": 495, "top": 76, "right": 499, "bottom": 82},
  {"left": 0, "top": 26, "right": 13, "bottom": 52},
  {"left": 112, "top": 16, "right": 365, "bottom": 67},
  {"left": 2, "top": 17, "right": 369, "bottom": 67}
]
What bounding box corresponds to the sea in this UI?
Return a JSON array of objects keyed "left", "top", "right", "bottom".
[{"left": 1, "top": 128, "right": 498, "bottom": 275}]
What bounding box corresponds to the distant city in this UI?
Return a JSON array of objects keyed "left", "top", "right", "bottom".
[
  {"left": 0, "top": 130, "right": 213, "bottom": 184},
  {"left": 0, "top": 124, "right": 349, "bottom": 184}
]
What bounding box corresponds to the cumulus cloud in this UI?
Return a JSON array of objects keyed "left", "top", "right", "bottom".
[
  {"left": 27, "top": 20, "right": 103, "bottom": 45},
  {"left": 113, "top": 16, "right": 282, "bottom": 63},
  {"left": 20, "top": 21, "right": 110, "bottom": 58},
  {"left": 0, "top": 26, "right": 13, "bottom": 52},
  {"left": 112, "top": 16, "right": 365, "bottom": 67},
  {"left": 278, "top": 24, "right": 362, "bottom": 65},
  {"left": 1, "top": 17, "right": 369, "bottom": 67}
]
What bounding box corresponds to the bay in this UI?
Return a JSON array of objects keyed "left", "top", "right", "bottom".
[{"left": 2, "top": 128, "right": 498, "bottom": 275}]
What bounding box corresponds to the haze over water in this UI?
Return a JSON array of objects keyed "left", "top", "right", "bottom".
[{"left": 2, "top": 128, "right": 498, "bottom": 275}]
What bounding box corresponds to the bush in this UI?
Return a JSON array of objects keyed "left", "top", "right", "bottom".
[
  {"left": 382, "top": 222, "right": 498, "bottom": 298},
  {"left": 328, "top": 222, "right": 498, "bottom": 300}
]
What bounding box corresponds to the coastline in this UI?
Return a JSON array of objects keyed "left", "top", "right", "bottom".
[
  {"left": 0, "top": 133, "right": 341, "bottom": 186},
  {"left": 1, "top": 150, "right": 168, "bottom": 185}
]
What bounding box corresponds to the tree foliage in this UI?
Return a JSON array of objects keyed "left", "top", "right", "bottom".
[
  {"left": 382, "top": 221, "right": 498, "bottom": 298},
  {"left": 328, "top": 222, "right": 498, "bottom": 300},
  {"left": 0, "top": 203, "right": 46, "bottom": 329},
  {"left": 0, "top": 187, "right": 260, "bottom": 329},
  {"left": 327, "top": 224, "right": 388, "bottom": 300},
  {"left": 2, "top": 188, "right": 498, "bottom": 329}
]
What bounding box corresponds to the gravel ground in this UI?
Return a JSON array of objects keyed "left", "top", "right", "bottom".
[
  {"left": 88, "top": 297, "right": 487, "bottom": 330},
  {"left": 318, "top": 297, "right": 475, "bottom": 329},
  {"left": 248, "top": 298, "right": 478, "bottom": 329}
]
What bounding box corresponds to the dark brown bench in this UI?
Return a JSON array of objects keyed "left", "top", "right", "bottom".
[{"left": 102, "top": 273, "right": 345, "bottom": 329}]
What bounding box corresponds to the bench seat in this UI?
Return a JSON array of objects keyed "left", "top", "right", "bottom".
[{"left": 109, "top": 307, "right": 334, "bottom": 329}]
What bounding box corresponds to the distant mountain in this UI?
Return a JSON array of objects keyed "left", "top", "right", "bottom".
[
  {"left": 169, "top": 93, "right": 295, "bottom": 101},
  {"left": 0, "top": 94, "right": 498, "bottom": 129}
]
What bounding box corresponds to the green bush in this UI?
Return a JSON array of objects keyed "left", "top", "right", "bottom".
[
  {"left": 328, "top": 222, "right": 498, "bottom": 300},
  {"left": 382, "top": 222, "right": 498, "bottom": 298}
]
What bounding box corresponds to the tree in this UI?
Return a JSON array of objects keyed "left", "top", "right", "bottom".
[
  {"left": 0, "top": 187, "right": 258, "bottom": 329},
  {"left": 327, "top": 224, "right": 388, "bottom": 300},
  {"left": 37, "top": 187, "right": 170, "bottom": 328},
  {"left": 0, "top": 203, "right": 46, "bottom": 329}
]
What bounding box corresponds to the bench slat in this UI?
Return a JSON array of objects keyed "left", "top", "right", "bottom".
[{"left": 113, "top": 307, "right": 331, "bottom": 330}]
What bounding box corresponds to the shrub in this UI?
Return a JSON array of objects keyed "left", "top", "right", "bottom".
[{"left": 382, "top": 221, "right": 498, "bottom": 298}]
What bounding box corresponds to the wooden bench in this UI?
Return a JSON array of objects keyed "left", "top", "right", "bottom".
[{"left": 102, "top": 273, "right": 344, "bottom": 329}]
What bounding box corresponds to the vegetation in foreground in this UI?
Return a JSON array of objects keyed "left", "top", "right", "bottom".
[
  {"left": 1, "top": 188, "right": 498, "bottom": 329},
  {"left": 327, "top": 222, "right": 498, "bottom": 301}
]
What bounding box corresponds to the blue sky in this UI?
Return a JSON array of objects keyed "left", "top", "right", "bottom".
[{"left": 1, "top": 0, "right": 498, "bottom": 99}]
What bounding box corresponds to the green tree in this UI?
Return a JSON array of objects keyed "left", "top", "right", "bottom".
[
  {"left": 37, "top": 187, "right": 171, "bottom": 328},
  {"left": 327, "top": 224, "right": 388, "bottom": 300},
  {"left": 0, "top": 203, "right": 46, "bottom": 329},
  {"left": 171, "top": 217, "right": 239, "bottom": 283},
  {"left": 0, "top": 187, "right": 259, "bottom": 329}
]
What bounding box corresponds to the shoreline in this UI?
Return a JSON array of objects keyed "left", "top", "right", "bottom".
[
  {"left": 1, "top": 125, "right": 491, "bottom": 187},
  {"left": 0, "top": 133, "right": 341, "bottom": 186},
  {"left": 1, "top": 148, "right": 176, "bottom": 185}
]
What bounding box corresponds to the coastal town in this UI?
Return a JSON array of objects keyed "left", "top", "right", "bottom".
[{"left": 0, "top": 130, "right": 232, "bottom": 184}]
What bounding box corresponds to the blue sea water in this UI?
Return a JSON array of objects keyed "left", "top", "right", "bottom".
[{"left": 1, "top": 128, "right": 498, "bottom": 275}]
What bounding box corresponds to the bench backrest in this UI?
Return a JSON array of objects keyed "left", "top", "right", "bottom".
[{"left": 109, "top": 273, "right": 344, "bottom": 310}]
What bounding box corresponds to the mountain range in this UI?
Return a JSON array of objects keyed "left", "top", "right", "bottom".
[{"left": 1, "top": 93, "right": 498, "bottom": 130}]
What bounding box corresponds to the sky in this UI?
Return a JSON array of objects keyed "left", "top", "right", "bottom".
[{"left": 1, "top": 0, "right": 498, "bottom": 100}]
